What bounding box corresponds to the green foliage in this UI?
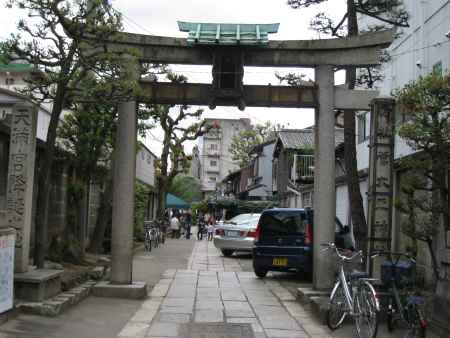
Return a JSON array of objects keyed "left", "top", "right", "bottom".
[
  {"left": 229, "top": 121, "right": 281, "bottom": 168},
  {"left": 169, "top": 175, "right": 202, "bottom": 204},
  {"left": 134, "top": 180, "right": 150, "bottom": 241},
  {"left": 394, "top": 72, "right": 450, "bottom": 281}
]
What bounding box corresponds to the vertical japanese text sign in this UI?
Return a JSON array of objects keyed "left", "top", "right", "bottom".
[
  {"left": 367, "top": 98, "right": 395, "bottom": 271},
  {"left": 6, "top": 103, "right": 37, "bottom": 273}
]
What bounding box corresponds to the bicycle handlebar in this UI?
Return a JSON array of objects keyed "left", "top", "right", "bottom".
[
  {"left": 370, "top": 251, "right": 416, "bottom": 263},
  {"left": 320, "top": 242, "right": 362, "bottom": 262}
]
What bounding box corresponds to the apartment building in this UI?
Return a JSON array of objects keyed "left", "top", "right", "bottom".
[{"left": 199, "top": 117, "right": 251, "bottom": 195}]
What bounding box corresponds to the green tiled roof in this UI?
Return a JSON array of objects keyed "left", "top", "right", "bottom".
[
  {"left": 178, "top": 21, "right": 279, "bottom": 46},
  {"left": 0, "top": 63, "right": 34, "bottom": 72}
]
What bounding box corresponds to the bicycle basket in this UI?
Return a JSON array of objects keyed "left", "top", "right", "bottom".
[{"left": 381, "top": 260, "right": 415, "bottom": 287}]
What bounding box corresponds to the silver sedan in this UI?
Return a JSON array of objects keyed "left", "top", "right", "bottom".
[{"left": 213, "top": 213, "right": 261, "bottom": 257}]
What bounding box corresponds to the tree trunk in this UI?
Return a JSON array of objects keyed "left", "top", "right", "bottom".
[
  {"left": 88, "top": 161, "right": 114, "bottom": 254},
  {"left": 34, "top": 91, "right": 65, "bottom": 268},
  {"left": 77, "top": 180, "right": 90, "bottom": 258},
  {"left": 157, "top": 177, "right": 167, "bottom": 218},
  {"left": 344, "top": 0, "right": 368, "bottom": 253}
]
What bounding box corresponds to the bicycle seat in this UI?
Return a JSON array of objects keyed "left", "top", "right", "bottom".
[{"left": 350, "top": 271, "right": 369, "bottom": 279}]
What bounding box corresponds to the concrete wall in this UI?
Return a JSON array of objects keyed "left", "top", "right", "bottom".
[{"left": 47, "top": 162, "right": 69, "bottom": 241}]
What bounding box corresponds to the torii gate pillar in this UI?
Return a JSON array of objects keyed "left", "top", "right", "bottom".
[
  {"left": 93, "top": 63, "right": 147, "bottom": 299},
  {"left": 313, "top": 65, "right": 336, "bottom": 290}
]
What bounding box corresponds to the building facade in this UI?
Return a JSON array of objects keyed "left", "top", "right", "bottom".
[
  {"left": 136, "top": 144, "right": 159, "bottom": 220},
  {"left": 198, "top": 117, "right": 250, "bottom": 195}
]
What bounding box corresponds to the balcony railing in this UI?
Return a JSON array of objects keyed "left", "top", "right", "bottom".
[{"left": 293, "top": 154, "right": 314, "bottom": 182}]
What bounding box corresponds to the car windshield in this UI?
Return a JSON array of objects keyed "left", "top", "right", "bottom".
[{"left": 226, "top": 213, "right": 260, "bottom": 225}]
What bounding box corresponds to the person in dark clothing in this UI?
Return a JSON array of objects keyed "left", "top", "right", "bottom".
[
  {"left": 197, "top": 220, "right": 205, "bottom": 240},
  {"left": 184, "top": 212, "right": 192, "bottom": 239}
]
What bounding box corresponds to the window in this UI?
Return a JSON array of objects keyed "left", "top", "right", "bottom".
[
  {"left": 209, "top": 143, "right": 218, "bottom": 150},
  {"left": 208, "top": 176, "right": 217, "bottom": 183},
  {"left": 357, "top": 112, "right": 369, "bottom": 143},
  {"left": 259, "top": 211, "right": 306, "bottom": 237},
  {"left": 5, "top": 78, "right": 14, "bottom": 86},
  {"left": 302, "top": 191, "right": 313, "bottom": 208},
  {"left": 141, "top": 152, "right": 145, "bottom": 160},
  {"left": 147, "top": 154, "right": 152, "bottom": 164},
  {"left": 210, "top": 160, "right": 217, "bottom": 167}
]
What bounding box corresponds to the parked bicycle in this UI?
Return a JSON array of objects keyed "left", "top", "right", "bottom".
[
  {"left": 322, "top": 242, "right": 379, "bottom": 338},
  {"left": 144, "top": 221, "right": 162, "bottom": 252},
  {"left": 371, "top": 251, "right": 428, "bottom": 338}
]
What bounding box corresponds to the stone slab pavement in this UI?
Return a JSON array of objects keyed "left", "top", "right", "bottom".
[
  {"left": 117, "top": 240, "right": 332, "bottom": 338},
  {"left": 0, "top": 238, "right": 195, "bottom": 338}
]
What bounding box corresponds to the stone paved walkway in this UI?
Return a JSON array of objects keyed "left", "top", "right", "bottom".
[{"left": 117, "top": 240, "right": 332, "bottom": 338}]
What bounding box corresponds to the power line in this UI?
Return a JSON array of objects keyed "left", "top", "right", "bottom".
[
  {"left": 389, "top": 38, "right": 450, "bottom": 58},
  {"left": 110, "top": 6, "right": 155, "bottom": 36}
]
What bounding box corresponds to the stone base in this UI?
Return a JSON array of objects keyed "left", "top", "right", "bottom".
[
  {"left": 92, "top": 281, "right": 147, "bottom": 300},
  {"left": 0, "top": 307, "right": 20, "bottom": 325},
  {"left": 18, "top": 280, "right": 97, "bottom": 317},
  {"left": 296, "top": 287, "right": 329, "bottom": 304},
  {"left": 14, "top": 269, "right": 62, "bottom": 302}
]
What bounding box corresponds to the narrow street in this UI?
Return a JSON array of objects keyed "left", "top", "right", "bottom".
[
  {"left": 117, "top": 239, "right": 329, "bottom": 338},
  {"left": 0, "top": 236, "right": 440, "bottom": 338}
]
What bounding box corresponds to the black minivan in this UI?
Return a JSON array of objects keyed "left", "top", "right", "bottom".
[{"left": 252, "top": 208, "right": 351, "bottom": 278}]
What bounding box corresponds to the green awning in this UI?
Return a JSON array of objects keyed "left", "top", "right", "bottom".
[
  {"left": 178, "top": 21, "right": 279, "bottom": 46},
  {"left": 166, "top": 193, "right": 190, "bottom": 209}
]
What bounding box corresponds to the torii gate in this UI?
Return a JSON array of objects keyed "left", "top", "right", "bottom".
[{"left": 96, "top": 22, "right": 394, "bottom": 295}]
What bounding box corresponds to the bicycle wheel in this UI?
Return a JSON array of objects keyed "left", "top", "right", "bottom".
[
  {"left": 327, "top": 281, "right": 347, "bottom": 330},
  {"left": 144, "top": 232, "right": 151, "bottom": 252},
  {"left": 354, "top": 281, "right": 379, "bottom": 338},
  {"left": 405, "top": 306, "right": 426, "bottom": 338},
  {"left": 386, "top": 296, "right": 397, "bottom": 332}
]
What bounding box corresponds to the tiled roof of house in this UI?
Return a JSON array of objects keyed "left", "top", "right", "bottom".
[
  {"left": 178, "top": 21, "right": 279, "bottom": 46},
  {"left": 277, "top": 128, "right": 344, "bottom": 150}
]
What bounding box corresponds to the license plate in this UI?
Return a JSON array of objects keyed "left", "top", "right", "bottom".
[
  {"left": 272, "top": 258, "right": 288, "bottom": 266},
  {"left": 227, "top": 230, "right": 240, "bottom": 237}
]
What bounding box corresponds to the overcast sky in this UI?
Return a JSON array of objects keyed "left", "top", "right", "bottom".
[{"left": 0, "top": 0, "right": 347, "bottom": 156}]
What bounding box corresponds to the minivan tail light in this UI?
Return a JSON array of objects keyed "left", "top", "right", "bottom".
[
  {"left": 249, "top": 224, "right": 260, "bottom": 241},
  {"left": 304, "top": 223, "right": 312, "bottom": 245}
]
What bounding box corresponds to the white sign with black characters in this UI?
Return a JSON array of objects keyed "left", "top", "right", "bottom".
[{"left": 0, "top": 230, "right": 15, "bottom": 314}]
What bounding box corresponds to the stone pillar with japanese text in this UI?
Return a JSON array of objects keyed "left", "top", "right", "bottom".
[
  {"left": 367, "top": 98, "right": 395, "bottom": 275},
  {"left": 6, "top": 103, "right": 37, "bottom": 273}
]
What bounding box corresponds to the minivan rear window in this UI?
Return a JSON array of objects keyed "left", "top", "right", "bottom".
[{"left": 259, "top": 211, "right": 306, "bottom": 237}]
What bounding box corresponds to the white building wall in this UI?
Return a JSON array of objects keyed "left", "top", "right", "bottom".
[{"left": 136, "top": 146, "right": 157, "bottom": 188}]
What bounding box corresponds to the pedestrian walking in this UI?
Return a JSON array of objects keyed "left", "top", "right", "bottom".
[
  {"left": 207, "top": 223, "right": 214, "bottom": 241},
  {"left": 184, "top": 211, "right": 192, "bottom": 239},
  {"left": 197, "top": 220, "right": 205, "bottom": 240},
  {"left": 170, "top": 213, "right": 181, "bottom": 239}
]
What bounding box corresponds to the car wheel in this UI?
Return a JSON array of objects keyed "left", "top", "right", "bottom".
[
  {"left": 221, "top": 249, "right": 234, "bottom": 257},
  {"left": 254, "top": 268, "right": 268, "bottom": 278}
]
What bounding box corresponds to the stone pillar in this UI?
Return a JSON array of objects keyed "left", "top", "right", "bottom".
[
  {"left": 367, "top": 98, "right": 395, "bottom": 275},
  {"left": 313, "top": 65, "right": 335, "bottom": 290},
  {"left": 6, "top": 103, "right": 37, "bottom": 273},
  {"left": 110, "top": 100, "right": 137, "bottom": 284}
]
